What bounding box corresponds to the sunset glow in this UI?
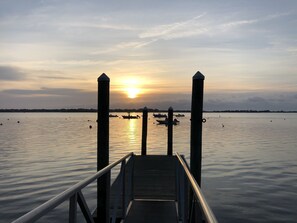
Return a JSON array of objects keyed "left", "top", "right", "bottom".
[
  {"left": 126, "top": 87, "right": 140, "bottom": 99},
  {"left": 122, "top": 78, "right": 143, "bottom": 99},
  {"left": 0, "top": 1, "right": 296, "bottom": 110}
]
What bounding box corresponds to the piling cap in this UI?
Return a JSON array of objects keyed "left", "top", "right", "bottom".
[
  {"left": 98, "top": 73, "right": 110, "bottom": 82},
  {"left": 193, "top": 71, "right": 205, "bottom": 80}
]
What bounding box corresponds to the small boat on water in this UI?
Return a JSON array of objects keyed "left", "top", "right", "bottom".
[
  {"left": 122, "top": 112, "right": 140, "bottom": 119},
  {"left": 157, "top": 118, "right": 180, "bottom": 125},
  {"left": 174, "top": 114, "right": 185, "bottom": 117},
  {"left": 153, "top": 113, "right": 167, "bottom": 118},
  {"left": 109, "top": 114, "right": 118, "bottom": 117}
]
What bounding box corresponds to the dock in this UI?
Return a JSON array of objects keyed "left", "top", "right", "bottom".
[
  {"left": 125, "top": 155, "right": 177, "bottom": 223},
  {"left": 110, "top": 155, "right": 178, "bottom": 223},
  {"left": 12, "top": 72, "right": 217, "bottom": 223}
]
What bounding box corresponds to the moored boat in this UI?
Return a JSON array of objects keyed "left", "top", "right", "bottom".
[
  {"left": 122, "top": 112, "right": 140, "bottom": 119},
  {"left": 109, "top": 114, "right": 118, "bottom": 117},
  {"left": 153, "top": 113, "right": 167, "bottom": 118},
  {"left": 174, "top": 114, "right": 185, "bottom": 117},
  {"left": 156, "top": 118, "right": 180, "bottom": 125}
]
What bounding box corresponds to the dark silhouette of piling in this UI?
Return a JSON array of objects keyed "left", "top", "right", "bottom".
[
  {"left": 167, "top": 107, "right": 173, "bottom": 156},
  {"left": 141, "top": 107, "right": 148, "bottom": 155},
  {"left": 97, "top": 73, "right": 110, "bottom": 223},
  {"left": 190, "top": 71, "right": 204, "bottom": 187}
]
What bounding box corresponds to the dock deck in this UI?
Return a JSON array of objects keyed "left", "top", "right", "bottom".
[
  {"left": 125, "top": 200, "right": 178, "bottom": 223},
  {"left": 110, "top": 155, "right": 179, "bottom": 223}
]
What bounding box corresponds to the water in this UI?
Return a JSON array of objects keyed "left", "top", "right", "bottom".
[{"left": 0, "top": 112, "right": 296, "bottom": 222}]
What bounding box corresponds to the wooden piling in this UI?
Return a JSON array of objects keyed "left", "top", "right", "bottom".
[
  {"left": 97, "top": 73, "right": 110, "bottom": 223},
  {"left": 167, "top": 107, "right": 173, "bottom": 156},
  {"left": 190, "top": 71, "right": 204, "bottom": 187},
  {"left": 141, "top": 107, "right": 148, "bottom": 155}
]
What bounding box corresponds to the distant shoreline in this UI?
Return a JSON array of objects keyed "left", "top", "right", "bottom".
[{"left": 0, "top": 109, "right": 296, "bottom": 113}]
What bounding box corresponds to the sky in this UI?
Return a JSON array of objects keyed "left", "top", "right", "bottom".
[{"left": 0, "top": 0, "right": 296, "bottom": 110}]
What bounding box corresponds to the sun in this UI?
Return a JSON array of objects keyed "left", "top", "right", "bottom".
[
  {"left": 127, "top": 87, "right": 140, "bottom": 99},
  {"left": 123, "top": 78, "right": 142, "bottom": 99}
]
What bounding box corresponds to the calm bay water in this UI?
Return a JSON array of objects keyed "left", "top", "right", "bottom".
[{"left": 0, "top": 112, "right": 296, "bottom": 222}]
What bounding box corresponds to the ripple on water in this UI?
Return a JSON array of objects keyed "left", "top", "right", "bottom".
[{"left": 1, "top": 113, "right": 297, "bottom": 223}]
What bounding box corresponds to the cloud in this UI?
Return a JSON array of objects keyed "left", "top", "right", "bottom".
[
  {"left": 61, "top": 22, "right": 137, "bottom": 31},
  {"left": 221, "top": 19, "right": 258, "bottom": 30},
  {"left": 220, "top": 12, "right": 292, "bottom": 31},
  {"left": 135, "top": 11, "right": 293, "bottom": 49},
  {"left": 92, "top": 15, "right": 210, "bottom": 53},
  {"left": 204, "top": 92, "right": 297, "bottom": 111},
  {"left": 0, "top": 87, "right": 97, "bottom": 109},
  {"left": 0, "top": 66, "right": 26, "bottom": 80},
  {"left": 138, "top": 13, "right": 208, "bottom": 41},
  {"left": 286, "top": 47, "right": 297, "bottom": 54},
  {"left": 38, "top": 76, "right": 75, "bottom": 80},
  {"left": 263, "top": 12, "right": 292, "bottom": 21},
  {"left": 2, "top": 87, "right": 90, "bottom": 96},
  {"left": 247, "top": 96, "right": 267, "bottom": 103},
  {"left": 30, "top": 69, "right": 78, "bottom": 80}
]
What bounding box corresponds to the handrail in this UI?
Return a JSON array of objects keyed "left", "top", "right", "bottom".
[
  {"left": 176, "top": 152, "right": 218, "bottom": 223},
  {"left": 12, "top": 152, "right": 134, "bottom": 223}
]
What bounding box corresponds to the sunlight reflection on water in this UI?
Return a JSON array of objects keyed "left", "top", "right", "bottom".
[{"left": 0, "top": 112, "right": 297, "bottom": 222}]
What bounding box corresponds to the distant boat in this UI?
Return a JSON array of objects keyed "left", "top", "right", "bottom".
[
  {"left": 153, "top": 113, "right": 167, "bottom": 118},
  {"left": 109, "top": 114, "right": 118, "bottom": 118},
  {"left": 174, "top": 114, "right": 185, "bottom": 117},
  {"left": 156, "top": 118, "right": 180, "bottom": 125},
  {"left": 122, "top": 112, "right": 140, "bottom": 119}
]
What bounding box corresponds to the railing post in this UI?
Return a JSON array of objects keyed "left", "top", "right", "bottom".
[
  {"left": 141, "top": 107, "right": 148, "bottom": 155},
  {"left": 69, "top": 193, "right": 78, "bottom": 223},
  {"left": 130, "top": 155, "right": 135, "bottom": 201},
  {"left": 167, "top": 107, "right": 173, "bottom": 156},
  {"left": 121, "top": 160, "right": 126, "bottom": 218},
  {"left": 190, "top": 71, "right": 204, "bottom": 223},
  {"left": 97, "top": 73, "right": 110, "bottom": 223},
  {"left": 190, "top": 71, "right": 204, "bottom": 187}
]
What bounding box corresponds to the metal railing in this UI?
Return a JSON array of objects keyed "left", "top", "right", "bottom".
[
  {"left": 12, "top": 152, "right": 134, "bottom": 223},
  {"left": 176, "top": 152, "right": 218, "bottom": 223}
]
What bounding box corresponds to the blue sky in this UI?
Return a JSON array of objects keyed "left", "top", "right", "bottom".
[{"left": 0, "top": 0, "right": 296, "bottom": 110}]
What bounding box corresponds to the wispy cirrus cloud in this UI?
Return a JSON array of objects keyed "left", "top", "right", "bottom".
[
  {"left": 60, "top": 22, "right": 137, "bottom": 31},
  {"left": 134, "top": 11, "right": 293, "bottom": 49},
  {"left": 220, "top": 19, "right": 258, "bottom": 30},
  {"left": 139, "top": 13, "right": 207, "bottom": 40},
  {"left": 220, "top": 11, "right": 292, "bottom": 31},
  {"left": 93, "top": 13, "right": 209, "bottom": 51}
]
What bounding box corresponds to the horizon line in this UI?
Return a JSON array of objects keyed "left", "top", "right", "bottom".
[{"left": 0, "top": 108, "right": 296, "bottom": 113}]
